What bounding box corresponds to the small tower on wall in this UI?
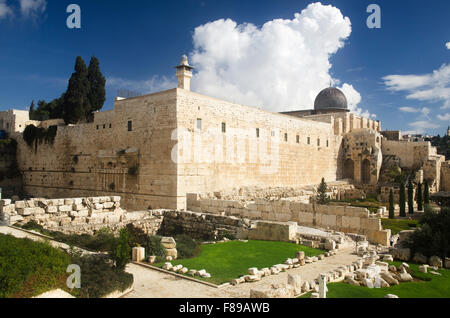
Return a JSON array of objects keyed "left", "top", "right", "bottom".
[
  {"left": 175, "top": 55, "right": 194, "bottom": 91},
  {"left": 447, "top": 126, "right": 450, "bottom": 137}
]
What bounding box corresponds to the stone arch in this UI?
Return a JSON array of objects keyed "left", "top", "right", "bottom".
[
  {"left": 361, "top": 159, "right": 371, "bottom": 184},
  {"left": 344, "top": 159, "right": 354, "bottom": 180}
]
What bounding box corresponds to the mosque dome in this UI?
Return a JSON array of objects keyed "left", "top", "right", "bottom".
[{"left": 314, "top": 87, "right": 348, "bottom": 111}]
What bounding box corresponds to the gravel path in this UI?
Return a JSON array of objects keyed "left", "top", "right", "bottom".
[{"left": 124, "top": 244, "right": 359, "bottom": 298}]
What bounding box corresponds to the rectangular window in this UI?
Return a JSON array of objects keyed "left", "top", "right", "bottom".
[
  {"left": 256, "top": 128, "right": 260, "bottom": 138},
  {"left": 96, "top": 125, "right": 99, "bottom": 130},
  {"left": 296, "top": 135, "right": 300, "bottom": 144},
  {"left": 196, "top": 118, "right": 202, "bottom": 130},
  {"left": 317, "top": 138, "right": 321, "bottom": 147},
  {"left": 222, "top": 122, "right": 226, "bottom": 133},
  {"left": 128, "top": 121, "right": 132, "bottom": 132},
  {"left": 307, "top": 137, "right": 310, "bottom": 145},
  {"left": 271, "top": 131, "right": 275, "bottom": 137},
  {"left": 103, "top": 124, "right": 106, "bottom": 129},
  {"left": 109, "top": 124, "right": 112, "bottom": 128},
  {"left": 284, "top": 133, "right": 288, "bottom": 142},
  {"left": 326, "top": 140, "right": 329, "bottom": 147}
]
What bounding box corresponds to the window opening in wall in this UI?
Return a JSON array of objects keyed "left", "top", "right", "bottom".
[
  {"left": 196, "top": 118, "right": 202, "bottom": 130},
  {"left": 128, "top": 120, "right": 132, "bottom": 131},
  {"left": 222, "top": 122, "right": 226, "bottom": 133},
  {"left": 307, "top": 137, "right": 310, "bottom": 145},
  {"left": 284, "top": 133, "right": 288, "bottom": 142},
  {"left": 296, "top": 135, "right": 300, "bottom": 143},
  {"left": 256, "top": 128, "right": 260, "bottom": 138}
]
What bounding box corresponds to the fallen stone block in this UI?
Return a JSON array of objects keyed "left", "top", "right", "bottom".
[{"left": 429, "top": 256, "right": 443, "bottom": 268}]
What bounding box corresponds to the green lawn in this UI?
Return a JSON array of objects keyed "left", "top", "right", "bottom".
[
  {"left": 156, "top": 240, "right": 324, "bottom": 285},
  {"left": 301, "top": 262, "right": 450, "bottom": 298},
  {"left": 381, "top": 219, "right": 419, "bottom": 235}
]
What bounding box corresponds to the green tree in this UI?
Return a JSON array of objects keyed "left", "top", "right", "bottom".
[
  {"left": 399, "top": 182, "right": 406, "bottom": 217},
  {"left": 424, "top": 180, "right": 430, "bottom": 206},
  {"left": 110, "top": 228, "right": 131, "bottom": 271},
  {"left": 316, "top": 178, "right": 329, "bottom": 205},
  {"left": 389, "top": 189, "right": 395, "bottom": 219},
  {"left": 417, "top": 182, "right": 423, "bottom": 211},
  {"left": 63, "top": 56, "right": 91, "bottom": 124},
  {"left": 87, "top": 56, "right": 106, "bottom": 119},
  {"left": 408, "top": 180, "right": 414, "bottom": 214}
]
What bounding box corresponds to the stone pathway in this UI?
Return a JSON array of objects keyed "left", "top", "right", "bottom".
[{"left": 124, "top": 245, "right": 359, "bottom": 298}]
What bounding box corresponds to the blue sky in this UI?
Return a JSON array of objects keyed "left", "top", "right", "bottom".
[{"left": 0, "top": 0, "right": 449, "bottom": 135}]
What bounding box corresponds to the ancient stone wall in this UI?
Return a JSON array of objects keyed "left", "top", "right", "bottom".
[
  {"left": 15, "top": 89, "right": 180, "bottom": 210},
  {"left": 187, "top": 194, "right": 390, "bottom": 245},
  {"left": 176, "top": 89, "right": 339, "bottom": 206},
  {"left": 441, "top": 162, "right": 450, "bottom": 191}
]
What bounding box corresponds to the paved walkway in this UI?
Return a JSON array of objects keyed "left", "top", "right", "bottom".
[{"left": 124, "top": 245, "right": 359, "bottom": 298}]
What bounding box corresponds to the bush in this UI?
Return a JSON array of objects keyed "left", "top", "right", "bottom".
[
  {"left": 0, "top": 234, "right": 70, "bottom": 298},
  {"left": 23, "top": 125, "right": 57, "bottom": 151},
  {"left": 19, "top": 221, "right": 115, "bottom": 252},
  {"left": 125, "top": 224, "right": 165, "bottom": 258},
  {"left": 409, "top": 206, "right": 450, "bottom": 258},
  {"left": 70, "top": 254, "right": 133, "bottom": 298},
  {"left": 175, "top": 234, "right": 200, "bottom": 259},
  {"left": 109, "top": 228, "right": 131, "bottom": 271}
]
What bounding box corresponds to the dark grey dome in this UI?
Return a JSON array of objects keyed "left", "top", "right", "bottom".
[{"left": 314, "top": 87, "right": 348, "bottom": 111}]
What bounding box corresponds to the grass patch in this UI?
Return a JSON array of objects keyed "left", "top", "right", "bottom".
[
  {"left": 381, "top": 219, "right": 419, "bottom": 235},
  {"left": 155, "top": 240, "right": 323, "bottom": 285},
  {"left": 301, "top": 261, "right": 450, "bottom": 298},
  {"left": 0, "top": 234, "right": 71, "bottom": 298}
]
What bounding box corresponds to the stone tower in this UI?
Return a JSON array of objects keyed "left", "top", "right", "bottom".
[
  {"left": 175, "top": 55, "right": 194, "bottom": 91},
  {"left": 447, "top": 126, "right": 450, "bottom": 137}
]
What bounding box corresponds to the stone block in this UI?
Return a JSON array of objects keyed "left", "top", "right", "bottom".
[
  {"left": 132, "top": 247, "right": 145, "bottom": 262},
  {"left": 46, "top": 206, "right": 58, "bottom": 213},
  {"left": 110, "top": 196, "right": 121, "bottom": 202},
  {"left": 2, "top": 204, "right": 16, "bottom": 213},
  {"left": 161, "top": 237, "right": 176, "bottom": 249},
  {"left": 58, "top": 205, "right": 72, "bottom": 213},
  {"left": 64, "top": 199, "right": 74, "bottom": 205},
  {"left": 15, "top": 201, "right": 26, "bottom": 209},
  {"left": 165, "top": 248, "right": 178, "bottom": 259},
  {"left": 59, "top": 217, "right": 72, "bottom": 226},
  {"left": 17, "top": 207, "right": 34, "bottom": 216},
  {"left": 342, "top": 216, "right": 360, "bottom": 230},
  {"left": 103, "top": 202, "right": 115, "bottom": 209},
  {"left": 320, "top": 214, "right": 337, "bottom": 228},
  {"left": 429, "top": 256, "right": 443, "bottom": 268}
]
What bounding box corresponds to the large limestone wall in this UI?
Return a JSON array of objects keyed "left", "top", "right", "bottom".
[
  {"left": 382, "top": 140, "right": 437, "bottom": 170},
  {"left": 187, "top": 194, "right": 390, "bottom": 245},
  {"left": 441, "top": 161, "right": 450, "bottom": 191},
  {"left": 15, "top": 89, "right": 180, "bottom": 210},
  {"left": 175, "top": 89, "right": 339, "bottom": 207}
]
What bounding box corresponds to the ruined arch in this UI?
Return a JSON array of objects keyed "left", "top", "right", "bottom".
[
  {"left": 361, "top": 159, "right": 371, "bottom": 184},
  {"left": 344, "top": 159, "right": 354, "bottom": 180}
]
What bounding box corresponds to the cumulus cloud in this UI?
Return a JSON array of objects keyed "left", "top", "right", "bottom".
[
  {"left": 19, "top": 0, "right": 46, "bottom": 16},
  {"left": 447, "top": 42, "right": 450, "bottom": 50},
  {"left": 405, "top": 120, "right": 440, "bottom": 135},
  {"left": 0, "top": 0, "right": 13, "bottom": 19},
  {"left": 189, "top": 2, "right": 370, "bottom": 116}
]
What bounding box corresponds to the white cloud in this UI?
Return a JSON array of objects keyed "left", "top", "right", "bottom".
[
  {"left": 19, "top": 0, "right": 46, "bottom": 17},
  {"left": 383, "top": 63, "right": 450, "bottom": 110},
  {"left": 405, "top": 120, "right": 440, "bottom": 135},
  {"left": 446, "top": 42, "right": 450, "bottom": 50},
  {"left": 399, "top": 106, "right": 419, "bottom": 113},
  {"left": 437, "top": 113, "right": 450, "bottom": 121},
  {"left": 107, "top": 75, "right": 176, "bottom": 95},
  {"left": 0, "top": 0, "right": 13, "bottom": 19},
  {"left": 189, "top": 2, "right": 370, "bottom": 117}
]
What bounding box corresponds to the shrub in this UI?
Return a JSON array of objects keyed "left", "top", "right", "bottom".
[
  {"left": 125, "top": 224, "right": 166, "bottom": 257},
  {"left": 409, "top": 206, "right": 450, "bottom": 258},
  {"left": 109, "top": 228, "right": 131, "bottom": 271},
  {"left": 424, "top": 180, "right": 430, "bottom": 205},
  {"left": 175, "top": 234, "right": 200, "bottom": 259},
  {"left": 0, "top": 234, "right": 70, "bottom": 298},
  {"left": 70, "top": 254, "right": 133, "bottom": 298},
  {"left": 23, "top": 125, "right": 57, "bottom": 151}
]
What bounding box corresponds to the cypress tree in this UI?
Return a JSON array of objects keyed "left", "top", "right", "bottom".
[
  {"left": 417, "top": 182, "right": 423, "bottom": 211},
  {"left": 399, "top": 182, "right": 406, "bottom": 217},
  {"left": 408, "top": 180, "right": 414, "bottom": 214},
  {"left": 87, "top": 56, "right": 106, "bottom": 117},
  {"left": 316, "top": 178, "right": 329, "bottom": 205},
  {"left": 424, "top": 180, "right": 430, "bottom": 205},
  {"left": 29, "top": 101, "right": 36, "bottom": 120},
  {"left": 389, "top": 189, "right": 395, "bottom": 219},
  {"left": 63, "top": 56, "right": 91, "bottom": 124}
]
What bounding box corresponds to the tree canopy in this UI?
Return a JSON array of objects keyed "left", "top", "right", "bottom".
[{"left": 29, "top": 56, "right": 106, "bottom": 124}]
